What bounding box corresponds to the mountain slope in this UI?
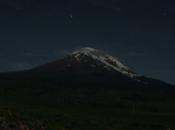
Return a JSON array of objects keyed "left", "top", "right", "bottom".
[{"left": 0, "top": 47, "right": 173, "bottom": 88}]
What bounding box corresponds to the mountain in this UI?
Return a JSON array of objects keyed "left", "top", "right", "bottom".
[
  {"left": 33, "top": 47, "right": 137, "bottom": 76},
  {"left": 0, "top": 47, "right": 173, "bottom": 88},
  {"left": 0, "top": 47, "right": 174, "bottom": 107},
  {"left": 0, "top": 48, "right": 175, "bottom": 130}
]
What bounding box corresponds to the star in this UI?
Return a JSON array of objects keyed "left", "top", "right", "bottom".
[{"left": 69, "top": 14, "right": 73, "bottom": 19}]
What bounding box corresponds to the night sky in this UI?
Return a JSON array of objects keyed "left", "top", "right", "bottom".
[{"left": 0, "top": 0, "right": 175, "bottom": 84}]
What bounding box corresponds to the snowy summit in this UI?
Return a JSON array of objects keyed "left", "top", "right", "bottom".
[{"left": 71, "top": 47, "right": 138, "bottom": 78}]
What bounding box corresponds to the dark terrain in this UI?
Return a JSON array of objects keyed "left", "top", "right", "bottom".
[{"left": 0, "top": 48, "right": 174, "bottom": 130}]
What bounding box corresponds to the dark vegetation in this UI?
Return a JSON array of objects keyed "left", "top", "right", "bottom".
[{"left": 0, "top": 78, "right": 175, "bottom": 130}]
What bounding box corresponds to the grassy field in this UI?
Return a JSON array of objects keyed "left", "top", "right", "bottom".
[
  {"left": 0, "top": 103, "right": 175, "bottom": 130},
  {"left": 0, "top": 79, "right": 175, "bottom": 130}
]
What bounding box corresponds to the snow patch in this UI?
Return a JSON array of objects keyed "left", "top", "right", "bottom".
[{"left": 71, "top": 47, "right": 139, "bottom": 78}]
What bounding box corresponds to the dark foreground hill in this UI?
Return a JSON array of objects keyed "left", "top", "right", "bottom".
[{"left": 0, "top": 47, "right": 174, "bottom": 130}]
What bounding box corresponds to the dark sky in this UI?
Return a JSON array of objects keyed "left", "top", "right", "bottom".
[{"left": 0, "top": 0, "right": 175, "bottom": 84}]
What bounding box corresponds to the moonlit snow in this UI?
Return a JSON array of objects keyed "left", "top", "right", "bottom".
[{"left": 72, "top": 47, "right": 139, "bottom": 78}]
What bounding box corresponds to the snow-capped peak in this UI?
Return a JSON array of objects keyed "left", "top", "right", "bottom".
[{"left": 71, "top": 47, "right": 138, "bottom": 78}]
